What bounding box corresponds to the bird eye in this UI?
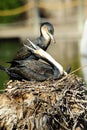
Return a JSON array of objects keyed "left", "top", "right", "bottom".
[
  {"left": 42, "top": 25, "right": 54, "bottom": 35},
  {"left": 48, "top": 28, "right": 54, "bottom": 35},
  {"left": 49, "top": 29, "right": 53, "bottom": 34}
]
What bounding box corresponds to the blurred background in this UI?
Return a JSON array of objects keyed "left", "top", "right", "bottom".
[{"left": 0, "top": 0, "right": 87, "bottom": 88}]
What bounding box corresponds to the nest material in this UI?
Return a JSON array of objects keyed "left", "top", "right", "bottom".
[{"left": 0, "top": 74, "right": 87, "bottom": 130}]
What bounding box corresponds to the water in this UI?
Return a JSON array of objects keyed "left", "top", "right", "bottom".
[
  {"left": 0, "top": 39, "right": 83, "bottom": 89},
  {"left": 0, "top": 39, "right": 21, "bottom": 89}
]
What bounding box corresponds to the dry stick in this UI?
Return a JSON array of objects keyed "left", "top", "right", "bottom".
[
  {"left": 52, "top": 115, "right": 70, "bottom": 130},
  {"left": 72, "top": 119, "right": 78, "bottom": 130},
  {"left": 37, "top": 98, "right": 69, "bottom": 128},
  {"left": 58, "top": 64, "right": 87, "bottom": 83},
  {"left": 69, "top": 64, "right": 87, "bottom": 75}
]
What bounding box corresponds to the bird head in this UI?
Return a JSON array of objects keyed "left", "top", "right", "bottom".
[{"left": 40, "top": 22, "right": 56, "bottom": 44}]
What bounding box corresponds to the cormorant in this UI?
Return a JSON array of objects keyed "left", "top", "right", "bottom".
[
  {"left": 0, "top": 40, "right": 71, "bottom": 81},
  {"left": 0, "top": 60, "right": 55, "bottom": 81},
  {"left": 10, "top": 22, "right": 55, "bottom": 67}
]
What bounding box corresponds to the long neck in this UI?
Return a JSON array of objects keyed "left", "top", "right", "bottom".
[
  {"left": 41, "top": 29, "right": 50, "bottom": 42},
  {"left": 40, "top": 35, "right": 50, "bottom": 50},
  {"left": 40, "top": 31, "right": 51, "bottom": 50}
]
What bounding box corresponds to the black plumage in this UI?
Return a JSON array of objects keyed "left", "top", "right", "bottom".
[
  {"left": 0, "top": 39, "right": 71, "bottom": 81},
  {"left": 11, "top": 22, "right": 55, "bottom": 67},
  {"left": 0, "top": 60, "right": 54, "bottom": 81}
]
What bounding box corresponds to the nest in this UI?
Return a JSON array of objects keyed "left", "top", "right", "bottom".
[{"left": 0, "top": 74, "right": 87, "bottom": 130}]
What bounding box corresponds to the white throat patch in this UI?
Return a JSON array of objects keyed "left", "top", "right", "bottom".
[{"left": 41, "top": 28, "right": 50, "bottom": 41}]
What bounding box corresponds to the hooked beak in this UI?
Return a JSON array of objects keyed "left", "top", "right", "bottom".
[{"left": 49, "top": 33, "right": 56, "bottom": 44}]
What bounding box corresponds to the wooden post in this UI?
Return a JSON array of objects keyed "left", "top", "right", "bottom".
[
  {"left": 33, "top": 0, "right": 40, "bottom": 36},
  {"left": 26, "top": 0, "right": 40, "bottom": 37}
]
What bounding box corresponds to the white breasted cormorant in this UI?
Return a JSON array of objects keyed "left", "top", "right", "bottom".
[{"left": 10, "top": 22, "right": 55, "bottom": 67}]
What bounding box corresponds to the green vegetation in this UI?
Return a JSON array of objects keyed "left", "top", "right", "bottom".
[
  {"left": 0, "top": 39, "right": 21, "bottom": 89},
  {"left": 0, "top": 0, "right": 25, "bottom": 23}
]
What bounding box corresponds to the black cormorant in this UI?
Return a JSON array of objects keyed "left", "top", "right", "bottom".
[
  {"left": 0, "top": 60, "right": 55, "bottom": 81},
  {"left": 0, "top": 40, "right": 71, "bottom": 81},
  {"left": 10, "top": 22, "right": 55, "bottom": 67}
]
